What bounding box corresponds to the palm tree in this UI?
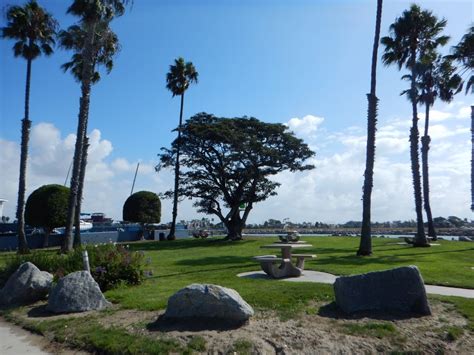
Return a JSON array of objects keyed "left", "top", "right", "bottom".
[
  {"left": 166, "top": 58, "right": 198, "bottom": 240},
  {"left": 1, "top": 0, "right": 58, "bottom": 254},
  {"left": 415, "top": 54, "right": 462, "bottom": 240},
  {"left": 357, "top": 0, "right": 383, "bottom": 256},
  {"left": 58, "top": 16, "right": 120, "bottom": 251},
  {"left": 381, "top": 4, "right": 449, "bottom": 247},
  {"left": 451, "top": 26, "right": 474, "bottom": 210},
  {"left": 60, "top": 0, "right": 126, "bottom": 252}
]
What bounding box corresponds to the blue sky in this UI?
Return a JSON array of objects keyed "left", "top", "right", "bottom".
[{"left": 1, "top": 0, "right": 473, "bottom": 223}]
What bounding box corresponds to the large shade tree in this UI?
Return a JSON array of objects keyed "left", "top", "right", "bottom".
[
  {"left": 450, "top": 26, "right": 474, "bottom": 211},
  {"left": 1, "top": 0, "right": 58, "bottom": 254},
  {"left": 157, "top": 113, "right": 315, "bottom": 240},
  {"left": 381, "top": 4, "right": 448, "bottom": 247},
  {"left": 358, "top": 0, "right": 383, "bottom": 256},
  {"left": 60, "top": 0, "right": 127, "bottom": 252},
  {"left": 165, "top": 57, "right": 198, "bottom": 240},
  {"left": 414, "top": 54, "right": 461, "bottom": 240}
]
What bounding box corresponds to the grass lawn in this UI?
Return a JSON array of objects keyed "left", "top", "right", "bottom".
[{"left": 0, "top": 236, "right": 473, "bottom": 353}]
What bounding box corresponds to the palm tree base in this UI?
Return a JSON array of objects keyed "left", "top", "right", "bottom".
[
  {"left": 412, "top": 241, "right": 431, "bottom": 248},
  {"left": 356, "top": 249, "right": 372, "bottom": 256},
  {"left": 167, "top": 234, "right": 176, "bottom": 241}
]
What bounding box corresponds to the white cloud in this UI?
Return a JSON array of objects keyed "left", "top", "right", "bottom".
[
  {"left": 286, "top": 115, "right": 324, "bottom": 138},
  {"left": 0, "top": 109, "right": 472, "bottom": 225}
]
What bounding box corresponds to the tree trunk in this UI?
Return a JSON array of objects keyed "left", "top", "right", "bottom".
[
  {"left": 421, "top": 102, "right": 437, "bottom": 240},
  {"left": 358, "top": 0, "right": 383, "bottom": 256},
  {"left": 42, "top": 228, "right": 50, "bottom": 248},
  {"left": 63, "top": 23, "right": 95, "bottom": 253},
  {"left": 74, "top": 136, "right": 89, "bottom": 249},
  {"left": 409, "top": 49, "right": 429, "bottom": 247},
  {"left": 168, "top": 93, "right": 185, "bottom": 241},
  {"left": 16, "top": 58, "right": 33, "bottom": 254},
  {"left": 224, "top": 212, "right": 244, "bottom": 241},
  {"left": 471, "top": 106, "right": 474, "bottom": 211}
]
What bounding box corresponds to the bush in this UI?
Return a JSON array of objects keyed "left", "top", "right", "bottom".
[
  {"left": 123, "top": 191, "right": 161, "bottom": 225},
  {"left": 25, "top": 184, "right": 70, "bottom": 247},
  {"left": 0, "top": 244, "right": 149, "bottom": 291}
]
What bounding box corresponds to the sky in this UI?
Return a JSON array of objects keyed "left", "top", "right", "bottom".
[{"left": 0, "top": 0, "right": 473, "bottom": 224}]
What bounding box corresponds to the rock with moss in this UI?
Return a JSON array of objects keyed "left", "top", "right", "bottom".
[
  {"left": 47, "top": 271, "right": 111, "bottom": 313},
  {"left": 0, "top": 262, "right": 53, "bottom": 305},
  {"left": 164, "top": 284, "right": 254, "bottom": 322}
]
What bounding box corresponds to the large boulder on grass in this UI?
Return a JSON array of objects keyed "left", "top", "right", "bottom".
[
  {"left": 0, "top": 262, "right": 53, "bottom": 305},
  {"left": 164, "top": 284, "right": 254, "bottom": 322},
  {"left": 47, "top": 271, "right": 110, "bottom": 313},
  {"left": 334, "top": 266, "right": 431, "bottom": 315}
]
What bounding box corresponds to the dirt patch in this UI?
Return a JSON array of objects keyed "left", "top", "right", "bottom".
[{"left": 7, "top": 299, "right": 474, "bottom": 354}]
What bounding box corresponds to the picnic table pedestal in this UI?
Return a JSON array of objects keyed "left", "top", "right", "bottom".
[{"left": 253, "top": 242, "right": 315, "bottom": 279}]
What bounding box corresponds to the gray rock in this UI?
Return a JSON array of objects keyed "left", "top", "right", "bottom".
[
  {"left": 334, "top": 265, "right": 431, "bottom": 315},
  {"left": 164, "top": 284, "right": 254, "bottom": 322},
  {"left": 0, "top": 262, "right": 53, "bottom": 305},
  {"left": 47, "top": 271, "right": 110, "bottom": 313}
]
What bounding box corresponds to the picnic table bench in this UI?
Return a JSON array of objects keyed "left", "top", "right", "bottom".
[{"left": 253, "top": 242, "right": 316, "bottom": 278}]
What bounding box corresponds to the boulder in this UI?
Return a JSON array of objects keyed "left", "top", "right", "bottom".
[
  {"left": 334, "top": 266, "right": 431, "bottom": 315},
  {"left": 47, "top": 271, "right": 110, "bottom": 313},
  {"left": 164, "top": 284, "right": 254, "bottom": 322},
  {"left": 0, "top": 262, "right": 53, "bottom": 305}
]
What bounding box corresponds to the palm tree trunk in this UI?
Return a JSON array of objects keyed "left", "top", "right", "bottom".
[
  {"left": 409, "top": 50, "right": 429, "bottom": 247},
  {"left": 42, "top": 227, "right": 50, "bottom": 248},
  {"left": 16, "top": 58, "right": 33, "bottom": 254},
  {"left": 471, "top": 106, "right": 474, "bottom": 211},
  {"left": 74, "top": 136, "right": 89, "bottom": 249},
  {"left": 421, "top": 102, "right": 437, "bottom": 240},
  {"left": 358, "top": 0, "right": 383, "bottom": 256},
  {"left": 168, "top": 93, "right": 185, "bottom": 241},
  {"left": 63, "top": 23, "right": 95, "bottom": 253}
]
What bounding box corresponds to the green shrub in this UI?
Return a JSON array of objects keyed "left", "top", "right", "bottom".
[
  {"left": 0, "top": 244, "right": 149, "bottom": 291},
  {"left": 123, "top": 191, "right": 161, "bottom": 224},
  {"left": 25, "top": 184, "right": 70, "bottom": 247}
]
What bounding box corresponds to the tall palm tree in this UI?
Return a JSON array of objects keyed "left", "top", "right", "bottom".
[
  {"left": 415, "top": 54, "right": 461, "bottom": 241},
  {"left": 381, "top": 4, "right": 448, "bottom": 247},
  {"left": 1, "top": 0, "right": 58, "bottom": 254},
  {"left": 60, "top": 0, "right": 127, "bottom": 252},
  {"left": 451, "top": 26, "right": 474, "bottom": 210},
  {"left": 358, "top": 0, "right": 383, "bottom": 256},
  {"left": 166, "top": 57, "right": 198, "bottom": 240}
]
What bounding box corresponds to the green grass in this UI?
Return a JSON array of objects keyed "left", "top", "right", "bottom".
[
  {"left": 0, "top": 236, "right": 473, "bottom": 353},
  {"left": 102, "top": 237, "right": 473, "bottom": 312},
  {"left": 341, "top": 322, "right": 398, "bottom": 338},
  {"left": 231, "top": 338, "right": 254, "bottom": 354}
]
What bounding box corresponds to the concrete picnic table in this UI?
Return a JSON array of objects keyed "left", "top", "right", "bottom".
[{"left": 253, "top": 241, "right": 316, "bottom": 279}]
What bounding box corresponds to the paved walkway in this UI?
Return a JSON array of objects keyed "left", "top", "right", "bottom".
[
  {"left": 0, "top": 317, "right": 49, "bottom": 355},
  {"left": 237, "top": 270, "right": 474, "bottom": 298}
]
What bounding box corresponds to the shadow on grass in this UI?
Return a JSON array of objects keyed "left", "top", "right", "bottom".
[
  {"left": 318, "top": 302, "right": 426, "bottom": 321},
  {"left": 26, "top": 304, "right": 57, "bottom": 318},
  {"left": 151, "top": 263, "right": 256, "bottom": 279},
  {"left": 175, "top": 255, "right": 254, "bottom": 267},
  {"left": 147, "top": 315, "right": 246, "bottom": 332},
  {"left": 128, "top": 238, "right": 255, "bottom": 252}
]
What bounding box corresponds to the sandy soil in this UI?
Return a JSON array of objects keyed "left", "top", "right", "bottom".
[{"left": 8, "top": 299, "right": 474, "bottom": 354}]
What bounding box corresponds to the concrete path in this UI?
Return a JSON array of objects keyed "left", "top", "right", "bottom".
[
  {"left": 238, "top": 270, "right": 474, "bottom": 298},
  {"left": 0, "top": 317, "right": 49, "bottom": 354}
]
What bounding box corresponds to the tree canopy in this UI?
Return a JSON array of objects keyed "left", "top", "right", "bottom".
[
  {"left": 158, "top": 113, "right": 315, "bottom": 240},
  {"left": 123, "top": 191, "right": 161, "bottom": 225},
  {"left": 25, "top": 184, "right": 69, "bottom": 231}
]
